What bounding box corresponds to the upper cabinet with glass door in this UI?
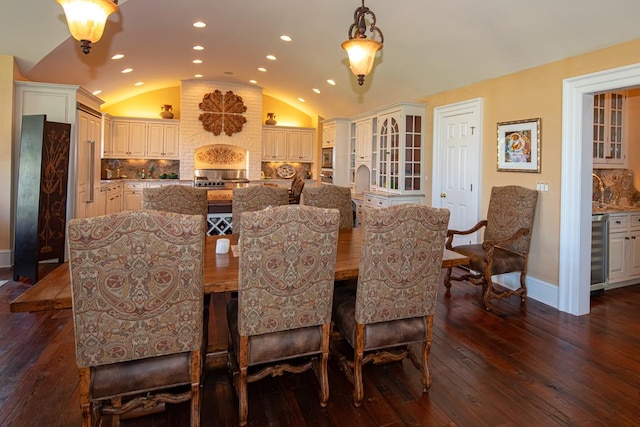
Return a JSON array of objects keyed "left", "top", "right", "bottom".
[
  {"left": 593, "top": 91, "right": 626, "bottom": 168},
  {"left": 375, "top": 102, "right": 425, "bottom": 194}
]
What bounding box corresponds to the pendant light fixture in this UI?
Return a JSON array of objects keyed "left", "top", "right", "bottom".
[
  {"left": 56, "top": 0, "right": 118, "bottom": 54},
  {"left": 341, "top": 0, "right": 384, "bottom": 86}
]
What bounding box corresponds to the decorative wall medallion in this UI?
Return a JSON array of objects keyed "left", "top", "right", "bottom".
[
  {"left": 195, "top": 145, "right": 246, "bottom": 165},
  {"left": 198, "top": 90, "right": 248, "bottom": 136}
]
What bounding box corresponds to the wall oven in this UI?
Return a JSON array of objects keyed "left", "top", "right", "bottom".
[
  {"left": 320, "top": 169, "right": 333, "bottom": 184},
  {"left": 321, "top": 147, "right": 333, "bottom": 169}
]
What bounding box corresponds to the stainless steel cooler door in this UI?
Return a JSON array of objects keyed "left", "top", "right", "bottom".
[{"left": 591, "top": 214, "right": 609, "bottom": 291}]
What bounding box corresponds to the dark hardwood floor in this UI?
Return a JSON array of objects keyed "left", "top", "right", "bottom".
[{"left": 1, "top": 266, "right": 640, "bottom": 426}]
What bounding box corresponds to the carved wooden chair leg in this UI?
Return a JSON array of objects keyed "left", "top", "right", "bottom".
[
  {"left": 422, "top": 316, "right": 433, "bottom": 391},
  {"left": 319, "top": 324, "right": 330, "bottom": 407},
  {"left": 444, "top": 267, "right": 453, "bottom": 290},
  {"left": 238, "top": 366, "right": 248, "bottom": 426},
  {"left": 353, "top": 324, "right": 365, "bottom": 407}
]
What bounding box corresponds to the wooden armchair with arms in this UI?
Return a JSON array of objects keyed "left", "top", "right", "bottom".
[
  {"left": 226, "top": 205, "right": 340, "bottom": 425},
  {"left": 301, "top": 184, "right": 354, "bottom": 229},
  {"left": 444, "top": 185, "right": 538, "bottom": 310},
  {"left": 331, "top": 204, "right": 450, "bottom": 407},
  {"left": 67, "top": 210, "right": 205, "bottom": 427},
  {"left": 288, "top": 174, "right": 305, "bottom": 204}
]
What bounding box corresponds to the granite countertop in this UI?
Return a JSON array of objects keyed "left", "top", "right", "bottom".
[
  {"left": 100, "top": 178, "right": 186, "bottom": 183},
  {"left": 592, "top": 203, "right": 640, "bottom": 214}
]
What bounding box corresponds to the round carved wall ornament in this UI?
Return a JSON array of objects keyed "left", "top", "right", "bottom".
[{"left": 198, "top": 90, "right": 248, "bottom": 136}]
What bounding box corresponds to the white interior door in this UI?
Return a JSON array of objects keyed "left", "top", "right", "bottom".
[{"left": 432, "top": 99, "right": 482, "bottom": 246}]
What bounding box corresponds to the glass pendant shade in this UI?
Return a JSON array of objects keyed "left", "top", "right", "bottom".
[
  {"left": 56, "top": 0, "right": 117, "bottom": 44},
  {"left": 341, "top": 38, "right": 382, "bottom": 85}
]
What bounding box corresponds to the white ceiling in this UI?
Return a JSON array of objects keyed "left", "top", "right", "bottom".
[{"left": 4, "top": 0, "right": 640, "bottom": 118}]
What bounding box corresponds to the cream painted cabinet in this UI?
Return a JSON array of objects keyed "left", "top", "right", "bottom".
[
  {"left": 147, "top": 122, "right": 179, "bottom": 159},
  {"left": 608, "top": 212, "right": 640, "bottom": 288},
  {"left": 108, "top": 118, "right": 179, "bottom": 159},
  {"left": 103, "top": 182, "right": 123, "bottom": 215},
  {"left": 287, "top": 129, "right": 314, "bottom": 161},
  {"left": 111, "top": 120, "right": 146, "bottom": 158},
  {"left": 262, "top": 128, "right": 288, "bottom": 161},
  {"left": 354, "top": 118, "right": 373, "bottom": 164},
  {"left": 75, "top": 109, "right": 102, "bottom": 219},
  {"left": 593, "top": 91, "right": 626, "bottom": 168},
  {"left": 262, "top": 126, "right": 315, "bottom": 162},
  {"left": 122, "top": 182, "right": 144, "bottom": 211}
]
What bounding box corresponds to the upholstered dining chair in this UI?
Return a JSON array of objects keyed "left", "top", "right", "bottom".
[
  {"left": 67, "top": 210, "right": 205, "bottom": 427},
  {"left": 301, "top": 184, "right": 354, "bottom": 229},
  {"left": 231, "top": 185, "right": 289, "bottom": 233},
  {"left": 227, "top": 205, "right": 340, "bottom": 426},
  {"left": 142, "top": 184, "right": 208, "bottom": 218},
  {"left": 445, "top": 185, "right": 538, "bottom": 310},
  {"left": 288, "top": 174, "right": 305, "bottom": 204},
  {"left": 331, "top": 204, "right": 450, "bottom": 407}
]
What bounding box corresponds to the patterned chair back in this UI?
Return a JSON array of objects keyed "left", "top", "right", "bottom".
[
  {"left": 289, "top": 175, "right": 305, "bottom": 204},
  {"left": 355, "top": 204, "right": 450, "bottom": 324},
  {"left": 67, "top": 210, "right": 205, "bottom": 368},
  {"left": 142, "top": 185, "right": 208, "bottom": 218},
  {"left": 237, "top": 205, "right": 340, "bottom": 336},
  {"left": 232, "top": 185, "right": 289, "bottom": 233},
  {"left": 484, "top": 185, "right": 538, "bottom": 255},
  {"left": 301, "top": 185, "right": 354, "bottom": 229}
]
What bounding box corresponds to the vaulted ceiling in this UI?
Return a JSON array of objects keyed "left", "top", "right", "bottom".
[{"left": 4, "top": 0, "right": 640, "bottom": 118}]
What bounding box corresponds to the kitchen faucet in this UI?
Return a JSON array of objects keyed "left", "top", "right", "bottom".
[{"left": 592, "top": 173, "right": 606, "bottom": 205}]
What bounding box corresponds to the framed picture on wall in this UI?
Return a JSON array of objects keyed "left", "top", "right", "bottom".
[{"left": 497, "top": 118, "right": 541, "bottom": 173}]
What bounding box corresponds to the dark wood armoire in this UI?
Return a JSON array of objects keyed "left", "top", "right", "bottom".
[{"left": 14, "top": 115, "right": 71, "bottom": 284}]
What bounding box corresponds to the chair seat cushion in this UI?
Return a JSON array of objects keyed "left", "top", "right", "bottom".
[
  {"left": 91, "top": 352, "right": 191, "bottom": 400},
  {"left": 227, "top": 298, "right": 323, "bottom": 365},
  {"left": 332, "top": 287, "right": 427, "bottom": 351},
  {"left": 451, "top": 244, "right": 525, "bottom": 275}
]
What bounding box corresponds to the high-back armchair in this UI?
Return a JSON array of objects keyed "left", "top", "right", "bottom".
[
  {"left": 301, "top": 184, "right": 354, "bottom": 229},
  {"left": 331, "top": 204, "right": 450, "bottom": 407},
  {"left": 231, "top": 185, "right": 289, "bottom": 233},
  {"left": 142, "top": 184, "right": 208, "bottom": 218},
  {"left": 67, "top": 210, "right": 205, "bottom": 427},
  {"left": 226, "top": 205, "right": 340, "bottom": 425},
  {"left": 445, "top": 185, "right": 538, "bottom": 309}
]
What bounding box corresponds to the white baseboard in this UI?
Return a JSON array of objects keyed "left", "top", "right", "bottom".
[
  {"left": 492, "top": 272, "right": 559, "bottom": 309},
  {"left": 0, "top": 249, "right": 13, "bottom": 268}
]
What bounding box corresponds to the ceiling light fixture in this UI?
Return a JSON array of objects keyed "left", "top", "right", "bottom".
[
  {"left": 266, "top": 55, "right": 277, "bottom": 60},
  {"left": 280, "top": 35, "right": 292, "bottom": 42},
  {"left": 56, "top": 0, "right": 118, "bottom": 54},
  {"left": 341, "top": 0, "right": 384, "bottom": 85}
]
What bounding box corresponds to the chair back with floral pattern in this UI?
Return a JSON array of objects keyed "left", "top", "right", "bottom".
[
  {"left": 67, "top": 210, "right": 205, "bottom": 368},
  {"left": 484, "top": 186, "right": 538, "bottom": 255},
  {"left": 356, "top": 204, "right": 450, "bottom": 324},
  {"left": 142, "top": 185, "right": 208, "bottom": 218},
  {"left": 301, "top": 185, "right": 354, "bottom": 229},
  {"left": 232, "top": 185, "right": 289, "bottom": 233},
  {"left": 237, "top": 205, "right": 340, "bottom": 336}
]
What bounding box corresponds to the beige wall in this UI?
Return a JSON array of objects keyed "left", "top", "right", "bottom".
[
  {"left": 419, "top": 38, "right": 640, "bottom": 287},
  {"left": 0, "top": 56, "right": 16, "bottom": 266}
]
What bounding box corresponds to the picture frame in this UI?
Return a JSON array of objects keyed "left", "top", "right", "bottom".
[{"left": 497, "top": 118, "right": 541, "bottom": 173}]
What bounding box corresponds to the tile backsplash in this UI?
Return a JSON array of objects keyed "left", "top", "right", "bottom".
[{"left": 593, "top": 169, "right": 640, "bottom": 206}]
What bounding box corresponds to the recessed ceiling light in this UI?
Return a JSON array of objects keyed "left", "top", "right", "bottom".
[
  {"left": 193, "top": 21, "right": 206, "bottom": 28},
  {"left": 134, "top": 81, "right": 144, "bottom": 86},
  {"left": 121, "top": 68, "right": 133, "bottom": 74},
  {"left": 280, "top": 35, "right": 292, "bottom": 42},
  {"left": 249, "top": 79, "right": 258, "bottom": 84},
  {"left": 298, "top": 98, "right": 306, "bottom": 103},
  {"left": 266, "top": 55, "right": 277, "bottom": 61},
  {"left": 193, "top": 45, "right": 204, "bottom": 51},
  {"left": 111, "top": 53, "right": 124, "bottom": 60},
  {"left": 327, "top": 79, "right": 336, "bottom": 86},
  {"left": 312, "top": 88, "right": 320, "bottom": 94},
  {"left": 258, "top": 67, "right": 267, "bottom": 72},
  {"left": 92, "top": 89, "right": 102, "bottom": 95},
  {"left": 194, "top": 74, "right": 203, "bottom": 78}
]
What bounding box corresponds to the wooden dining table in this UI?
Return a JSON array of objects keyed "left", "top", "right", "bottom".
[{"left": 10, "top": 227, "right": 469, "bottom": 313}]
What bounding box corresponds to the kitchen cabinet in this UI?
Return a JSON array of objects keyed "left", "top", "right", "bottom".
[
  {"left": 593, "top": 91, "right": 626, "bottom": 168},
  {"left": 102, "top": 114, "right": 112, "bottom": 158},
  {"left": 107, "top": 118, "right": 179, "bottom": 159},
  {"left": 103, "top": 182, "right": 123, "bottom": 215},
  {"left": 376, "top": 102, "right": 425, "bottom": 195},
  {"left": 147, "top": 122, "right": 179, "bottom": 158},
  {"left": 322, "top": 118, "right": 351, "bottom": 187},
  {"left": 354, "top": 118, "right": 373, "bottom": 164},
  {"left": 262, "top": 126, "right": 314, "bottom": 162},
  {"left": 76, "top": 108, "right": 102, "bottom": 219},
  {"left": 122, "top": 182, "right": 144, "bottom": 211},
  {"left": 608, "top": 212, "right": 640, "bottom": 288}
]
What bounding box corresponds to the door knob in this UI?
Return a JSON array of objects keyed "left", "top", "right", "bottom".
[{"left": 440, "top": 193, "right": 447, "bottom": 198}]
